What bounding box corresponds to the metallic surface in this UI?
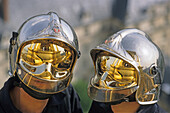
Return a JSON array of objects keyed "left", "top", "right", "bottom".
[
  {"left": 88, "top": 28, "right": 165, "bottom": 105},
  {"left": 9, "top": 12, "right": 80, "bottom": 94}
]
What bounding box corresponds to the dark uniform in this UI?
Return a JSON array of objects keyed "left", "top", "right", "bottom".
[
  {"left": 0, "top": 77, "right": 83, "bottom": 113},
  {"left": 89, "top": 101, "right": 167, "bottom": 113}
]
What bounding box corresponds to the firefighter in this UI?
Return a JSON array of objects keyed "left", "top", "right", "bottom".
[
  {"left": 88, "top": 28, "right": 167, "bottom": 113},
  {"left": 0, "top": 12, "right": 83, "bottom": 113}
]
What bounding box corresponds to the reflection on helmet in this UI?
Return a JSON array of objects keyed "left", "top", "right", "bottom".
[
  {"left": 96, "top": 54, "right": 138, "bottom": 88},
  {"left": 9, "top": 12, "right": 80, "bottom": 96},
  {"left": 20, "top": 39, "right": 73, "bottom": 80},
  {"left": 88, "top": 28, "right": 165, "bottom": 105}
]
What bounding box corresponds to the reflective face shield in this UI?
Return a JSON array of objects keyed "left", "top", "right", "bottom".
[
  {"left": 88, "top": 51, "right": 139, "bottom": 102},
  {"left": 95, "top": 53, "right": 138, "bottom": 89},
  {"left": 16, "top": 39, "right": 75, "bottom": 94}
]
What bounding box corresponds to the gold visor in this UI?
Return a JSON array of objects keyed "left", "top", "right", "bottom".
[
  {"left": 19, "top": 39, "right": 74, "bottom": 80},
  {"left": 95, "top": 54, "right": 138, "bottom": 89},
  {"left": 16, "top": 39, "right": 75, "bottom": 93}
]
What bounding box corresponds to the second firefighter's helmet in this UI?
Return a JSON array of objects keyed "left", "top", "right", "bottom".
[{"left": 88, "top": 28, "right": 164, "bottom": 105}]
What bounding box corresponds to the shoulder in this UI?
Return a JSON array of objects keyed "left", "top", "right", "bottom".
[
  {"left": 50, "top": 84, "right": 81, "bottom": 105},
  {"left": 137, "top": 103, "right": 168, "bottom": 113},
  {"left": 89, "top": 101, "right": 113, "bottom": 113},
  {"left": 0, "top": 77, "right": 15, "bottom": 91},
  {"left": 155, "top": 104, "right": 168, "bottom": 113},
  {"left": 51, "top": 84, "right": 83, "bottom": 113},
  {"left": 66, "top": 84, "right": 75, "bottom": 93},
  {"left": 0, "top": 106, "right": 6, "bottom": 113},
  {"left": 0, "top": 103, "right": 5, "bottom": 113},
  {"left": 64, "top": 84, "right": 79, "bottom": 99}
]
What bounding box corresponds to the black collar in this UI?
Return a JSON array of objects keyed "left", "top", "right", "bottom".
[{"left": 0, "top": 77, "right": 67, "bottom": 112}]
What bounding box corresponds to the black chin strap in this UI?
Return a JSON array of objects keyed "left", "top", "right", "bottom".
[
  {"left": 13, "top": 73, "right": 22, "bottom": 87},
  {"left": 21, "top": 81, "right": 53, "bottom": 100},
  {"left": 13, "top": 73, "right": 53, "bottom": 100}
]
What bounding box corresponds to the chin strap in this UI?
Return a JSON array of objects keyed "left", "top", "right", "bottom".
[
  {"left": 13, "top": 72, "right": 22, "bottom": 87},
  {"left": 21, "top": 81, "right": 53, "bottom": 100},
  {"left": 13, "top": 73, "right": 53, "bottom": 100}
]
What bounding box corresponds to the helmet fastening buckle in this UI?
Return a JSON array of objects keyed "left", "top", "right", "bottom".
[{"left": 9, "top": 32, "right": 18, "bottom": 54}]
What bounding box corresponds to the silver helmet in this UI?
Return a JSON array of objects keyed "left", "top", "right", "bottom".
[
  {"left": 88, "top": 28, "right": 165, "bottom": 105},
  {"left": 9, "top": 12, "right": 80, "bottom": 97}
]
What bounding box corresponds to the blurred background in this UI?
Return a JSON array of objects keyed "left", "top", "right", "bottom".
[{"left": 0, "top": 0, "right": 170, "bottom": 112}]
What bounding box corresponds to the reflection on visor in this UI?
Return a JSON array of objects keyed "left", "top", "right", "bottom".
[
  {"left": 96, "top": 55, "right": 138, "bottom": 88},
  {"left": 19, "top": 39, "right": 74, "bottom": 80},
  {"left": 17, "top": 65, "right": 72, "bottom": 94}
]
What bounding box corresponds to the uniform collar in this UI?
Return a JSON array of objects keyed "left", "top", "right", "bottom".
[
  {"left": 0, "top": 77, "right": 21, "bottom": 113},
  {"left": 0, "top": 77, "right": 67, "bottom": 112},
  {"left": 47, "top": 90, "right": 66, "bottom": 106}
]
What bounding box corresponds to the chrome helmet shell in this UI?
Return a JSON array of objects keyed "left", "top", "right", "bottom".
[
  {"left": 88, "top": 28, "right": 165, "bottom": 105},
  {"left": 9, "top": 12, "right": 80, "bottom": 96}
]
